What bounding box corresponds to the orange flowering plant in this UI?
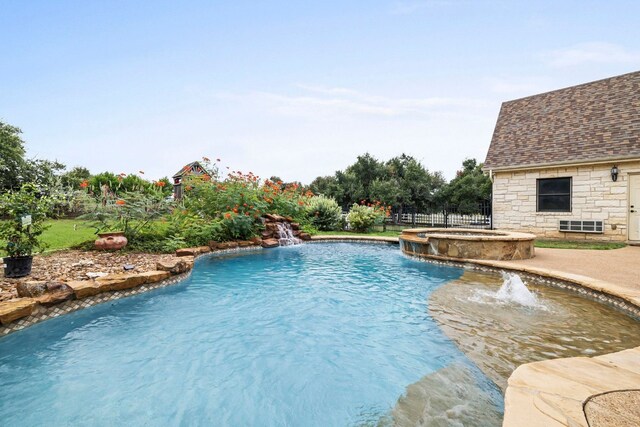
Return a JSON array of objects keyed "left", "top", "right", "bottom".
[{"left": 178, "top": 159, "right": 315, "bottom": 241}]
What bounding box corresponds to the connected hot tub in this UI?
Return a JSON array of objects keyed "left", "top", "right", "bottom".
[{"left": 399, "top": 228, "right": 536, "bottom": 261}]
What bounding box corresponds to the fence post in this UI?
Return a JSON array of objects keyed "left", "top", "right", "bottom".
[{"left": 444, "top": 208, "right": 448, "bottom": 228}]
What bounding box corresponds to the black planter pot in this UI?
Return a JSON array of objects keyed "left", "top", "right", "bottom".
[{"left": 3, "top": 256, "right": 33, "bottom": 278}]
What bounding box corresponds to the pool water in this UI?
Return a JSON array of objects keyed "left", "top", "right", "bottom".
[{"left": 0, "top": 243, "right": 504, "bottom": 426}]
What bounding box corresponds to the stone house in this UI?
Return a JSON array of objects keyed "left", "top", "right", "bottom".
[{"left": 484, "top": 71, "right": 640, "bottom": 243}]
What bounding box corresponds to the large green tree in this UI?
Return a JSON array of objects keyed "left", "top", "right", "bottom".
[
  {"left": 434, "top": 158, "right": 491, "bottom": 213},
  {"left": 0, "top": 121, "right": 28, "bottom": 190}
]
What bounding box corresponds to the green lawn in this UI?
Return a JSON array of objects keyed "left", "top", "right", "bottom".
[
  {"left": 534, "top": 239, "right": 626, "bottom": 250},
  {"left": 1, "top": 219, "right": 97, "bottom": 256}
]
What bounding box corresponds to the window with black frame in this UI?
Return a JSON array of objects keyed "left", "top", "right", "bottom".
[{"left": 537, "top": 177, "right": 571, "bottom": 212}]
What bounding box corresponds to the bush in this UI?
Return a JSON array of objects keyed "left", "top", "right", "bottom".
[
  {"left": 0, "top": 183, "right": 56, "bottom": 257},
  {"left": 346, "top": 204, "right": 384, "bottom": 232},
  {"left": 306, "top": 195, "right": 342, "bottom": 231}
]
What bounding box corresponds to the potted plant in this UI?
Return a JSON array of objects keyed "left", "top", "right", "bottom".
[{"left": 0, "top": 183, "right": 54, "bottom": 278}]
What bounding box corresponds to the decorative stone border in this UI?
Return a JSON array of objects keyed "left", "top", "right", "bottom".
[{"left": 0, "top": 246, "right": 263, "bottom": 337}]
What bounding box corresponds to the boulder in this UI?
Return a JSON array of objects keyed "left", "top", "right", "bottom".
[
  {"left": 16, "top": 282, "right": 74, "bottom": 306},
  {"left": 196, "top": 246, "right": 211, "bottom": 254},
  {"left": 156, "top": 258, "right": 193, "bottom": 275},
  {"left": 67, "top": 280, "right": 103, "bottom": 298},
  {"left": 134, "top": 270, "right": 171, "bottom": 284},
  {"left": 298, "top": 233, "right": 311, "bottom": 241},
  {"left": 260, "top": 231, "right": 273, "bottom": 239},
  {"left": 290, "top": 222, "right": 300, "bottom": 230},
  {"left": 96, "top": 273, "right": 148, "bottom": 292},
  {"left": 176, "top": 248, "right": 198, "bottom": 257},
  {"left": 261, "top": 238, "right": 279, "bottom": 248},
  {"left": 264, "top": 213, "right": 285, "bottom": 222},
  {"left": 293, "top": 230, "right": 302, "bottom": 237},
  {"left": 31, "top": 282, "right": 74, "bottom": 307},
  {"left": 16, "top": 281, "right": 47, "bottom": 298},
  {"left": 250, "top": 237, "right": 263, "bottom": 245},
  {"left": 237, "top": 240, "right": 253, "bottom": 247},
  {"left": 0, "top": 299, "right": 37, "bottom": 325}
]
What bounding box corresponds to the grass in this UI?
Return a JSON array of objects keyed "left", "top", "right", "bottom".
[
  {"left": 534, "top": 240, "right": 626, "bottom": 250},
  {"left": 1, "top": 219, "right": 97, "bottom": 257}
]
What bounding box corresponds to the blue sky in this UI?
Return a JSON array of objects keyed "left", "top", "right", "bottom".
[{"left": 2, "top": 1, "right": 640, "bottom": 182}]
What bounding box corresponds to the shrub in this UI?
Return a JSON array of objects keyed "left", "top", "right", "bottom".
[
  {"left": 0, "top": 183, "right": 56, "bottom": 257},
  {"left": 306, "top": 195, "right": 342, "bottom": 231},
  {"left": 346, "top": 204, "right": 384, "bottom": 232}
]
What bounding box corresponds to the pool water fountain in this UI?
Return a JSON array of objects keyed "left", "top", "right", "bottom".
[{"left": 495, "top": 272, "right": 540, "bottom": 307}]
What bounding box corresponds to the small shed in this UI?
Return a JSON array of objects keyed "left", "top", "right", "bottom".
[{"left": 172, "top": 161, "right": 212, "bottom": 199}]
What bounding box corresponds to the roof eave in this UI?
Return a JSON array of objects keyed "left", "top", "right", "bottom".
[{"left": 483, "top": 154, "right": 640, "bottom": 173}]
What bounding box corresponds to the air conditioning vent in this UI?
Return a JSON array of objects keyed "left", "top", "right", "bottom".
[{"left": 559, "top": 220, "right": 604, "bottom": 233}]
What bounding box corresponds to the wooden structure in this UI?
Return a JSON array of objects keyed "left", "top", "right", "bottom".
[{"left": 172, "top": 161, "right": 212, "bottom": 199}]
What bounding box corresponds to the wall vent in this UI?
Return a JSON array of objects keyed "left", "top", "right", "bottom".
[{"left": 559, "top": 220, "right": 604, "bottom": 233}]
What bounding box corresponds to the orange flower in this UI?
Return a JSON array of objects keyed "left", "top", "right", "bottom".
[
  {"left": 79, "top": 180, "right": 89, "bottom": 188},
  {"left": 155, "top": 181, "right": 166, "bottom": 187},
  {"left": 233, "top": 208, "right": 238, "bottom": 213},
  {"left": 224, "top": 212, "right": 232, "bottom": 219},
  {"left": 115, "top": 199, "right": 126, "bottom": 205},
  {"left": 298, "top": 200, "right": 305, "bottom": 206}
]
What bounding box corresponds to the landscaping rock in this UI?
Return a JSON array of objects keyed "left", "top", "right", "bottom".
[
  {"left": 16, "top": 281, "right": 74, "bottom": 306},
  {"left": 237, "top": 240, "right": 253, "bottom": 247},
  {"left": 261, "top": 238, "right": 279, "bottom": 248},
  {"left": 0, "top": 299, "right": 37, "bottom": 325},
  {"left": 290, "top": 222, "right": 300, "bottom": 230},
  {"left": 67, "top": 280, "right": 103, "bottom": 298},
  {"left": 96, "top": 273, "right": 148, "bottom": 291},
  {"left": 33, "top": 283, "right": 74, "bottom": 307},
  {"left": 156, "top": 258, "right": 193, "bottom": 275},
  {"left": 261, "top": 231, "right": 272, "bottom": 239},
  {"left": 176, "top": 248, "right": 198, "bottom": 257},
  {"left": 264, "top": 213, "right": 286, "bottom": 222},
  {"left": 298, "top": 233, "right": 311, "bottom": 241},
  {"left": 250, "top": 237, "right": 263, "bottom": 245},
  {"left": 196, "top": 246, "right": 211, "bottom": 254},
  {"left": 16, "top": 282, "right": 47, "bottom": 298},
  {"left": 135, "top": 270, "right": 171, "bottom": 283},
  {"left": 86, "top": 272, "right": 108, "bottom": 279}
]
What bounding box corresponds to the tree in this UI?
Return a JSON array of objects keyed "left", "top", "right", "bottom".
[
  {"left": 435, "top": 158, "right": 491, "bottom": 213},
  {"left": 0, "top": 121, "right": 27, "bottom": 190},
  {"left": 61, "top": 166, "right": 92, "bottom": 189}
]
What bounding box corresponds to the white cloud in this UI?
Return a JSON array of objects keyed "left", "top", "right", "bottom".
[
  {"left": 543, "top": 42, "right": 640, "bottom": 68},
  {"left": 485, "top": 76, "right": 554, "bottom": 97},
  {"left": 221, "top": 85, "right": 489, "bottom": 119}
]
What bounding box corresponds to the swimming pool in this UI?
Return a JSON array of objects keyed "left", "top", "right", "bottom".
[{"left": 0, "top": 243, "right": 504, "bottom": 426}]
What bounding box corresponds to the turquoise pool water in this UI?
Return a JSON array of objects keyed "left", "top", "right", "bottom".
[{"left": 0, "top": 243, "right": 503, "bottom": 426}]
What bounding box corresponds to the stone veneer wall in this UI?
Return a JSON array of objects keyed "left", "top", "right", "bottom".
[{"left": 492, "top": 161, "right": 640, "bottom": 241}]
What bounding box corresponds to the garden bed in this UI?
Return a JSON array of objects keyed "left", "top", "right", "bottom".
[{"left": 1, "top": 250, "right": 175, "bottom": 302}]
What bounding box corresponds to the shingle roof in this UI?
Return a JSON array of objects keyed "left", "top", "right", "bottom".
[
  {"left": 172, "top": 161, "right": 211, "bottom": 178},
  {"left": 484, "top": 71, "right": 640, "bottom": 170}
]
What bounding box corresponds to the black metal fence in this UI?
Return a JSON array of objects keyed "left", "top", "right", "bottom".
[{"left": 378, "top": 200, "right": 492, "bottom": 230}]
